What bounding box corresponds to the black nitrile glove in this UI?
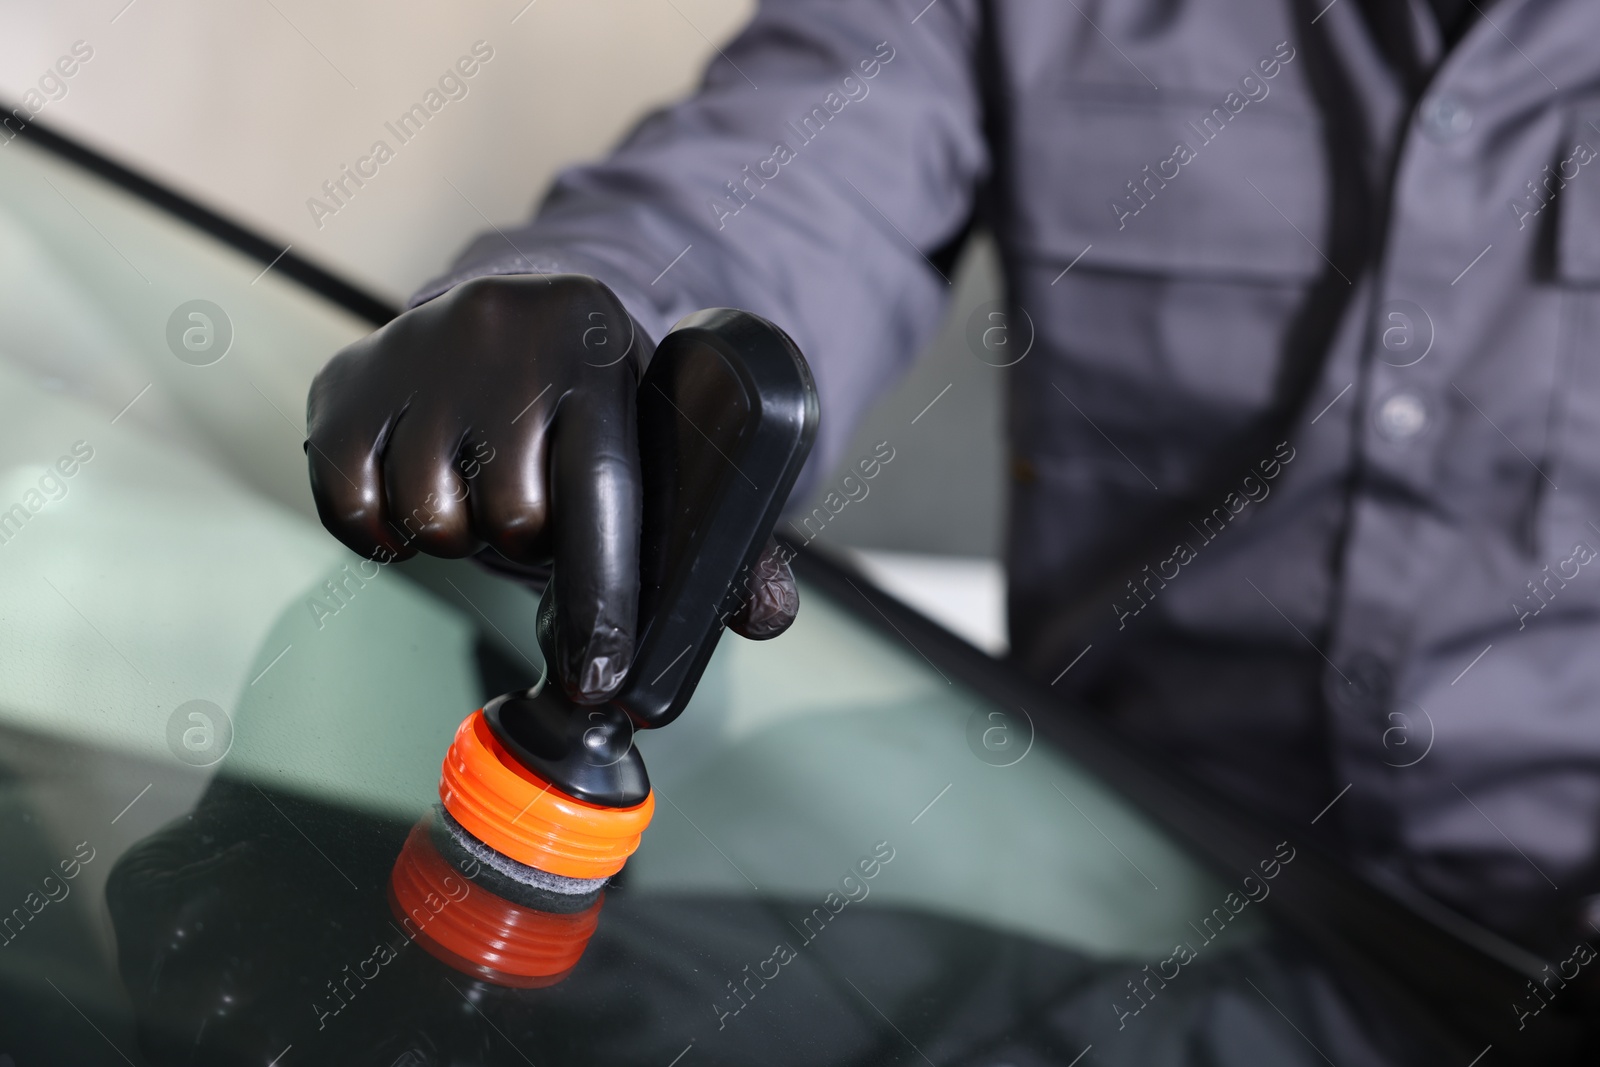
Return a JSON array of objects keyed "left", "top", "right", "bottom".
[{"left": 306, "top": 274, "right": 796, "bottom": 706}]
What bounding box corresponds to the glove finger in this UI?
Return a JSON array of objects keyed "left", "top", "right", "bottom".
[
  {"left": 304, "top": 339, "right": 417, "bottom": 562},
  {"left": 727, "top": 537, "right": 799, "bottom": 640},
  {"left": 466, "top": 381, "right": 554, "bottom": 564},
  {"left": 382, "top": 403, "right": 478, "bottom": 558},
  {"left": 541, "top": 370, "right": 641, "bottom": 704}
]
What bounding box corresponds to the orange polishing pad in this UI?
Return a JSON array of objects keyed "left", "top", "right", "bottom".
[
  {"left": 388, "top": 820, "right": 604, "bottom": 988},
  {"left": 438, "top": 709, "right": 654, "bottom": 880}
]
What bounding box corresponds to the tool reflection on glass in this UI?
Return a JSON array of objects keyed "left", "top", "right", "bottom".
[
  {"left": 388, "top": 811, "right": 605, "bottom": 988},
  {"left": 430, "top": 309, "right": 819, "bottom": 905}
]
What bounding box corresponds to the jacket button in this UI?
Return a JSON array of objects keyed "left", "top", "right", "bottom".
[
  {"left": 1419, "top": 94, "right": 1473, "bottom": 141},
  {"left": 1376, "top": 391, "right": 1428, "bottom": 441}
]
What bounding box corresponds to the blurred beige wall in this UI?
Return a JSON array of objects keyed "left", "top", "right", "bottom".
[{"left": 0, "top": 0, "right": 754, "bottom": 303}]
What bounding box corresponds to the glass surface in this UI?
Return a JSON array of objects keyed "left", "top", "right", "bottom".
[{"left": 0, "top": 134, "right": 1481, "bottom": 1066}]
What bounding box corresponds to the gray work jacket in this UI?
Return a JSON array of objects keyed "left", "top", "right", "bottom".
[{"left": 415, "top": 0, "right": 1600, "bottom": 952}]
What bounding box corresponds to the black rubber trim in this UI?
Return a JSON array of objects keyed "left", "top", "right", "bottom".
[
  {"left": 785, "top": 537, "right": 1579, "bottom": 1064},
  {"left": 0, "top": 103, "right": 397, "bottom": 326}
]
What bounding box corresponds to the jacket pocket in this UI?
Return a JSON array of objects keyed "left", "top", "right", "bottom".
[
  {"left": 1007, "top": 93, "right": 1329, "bottom": 281},
  {"left": 1554, "top": 100, "right": 1600, "bottom": 284},
  {"left": 1537, "top": 99, "right": 1600, "bottom": 558}
]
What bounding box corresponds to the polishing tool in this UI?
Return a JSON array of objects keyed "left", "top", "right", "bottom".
[{"left": 438, "top": 309, "right": 819, "bottom": 897}]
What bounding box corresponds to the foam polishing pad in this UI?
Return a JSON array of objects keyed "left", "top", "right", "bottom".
[{"left": 438, "top": 709, "right": 654, "bottom": 884}]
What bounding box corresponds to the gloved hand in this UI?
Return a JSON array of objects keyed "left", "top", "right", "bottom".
[{"left": 306, "top": 274, "right": 797, "bottom": 706}]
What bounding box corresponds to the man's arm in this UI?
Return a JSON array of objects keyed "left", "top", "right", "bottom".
[{"left": 414, "top": 0, "right": 989, "bottom": 490}]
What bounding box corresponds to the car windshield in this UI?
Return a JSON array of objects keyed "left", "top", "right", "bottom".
[{"left": 0, "top": 125, "right": 1560, "bottom": 1067}]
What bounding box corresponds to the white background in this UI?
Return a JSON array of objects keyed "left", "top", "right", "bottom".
[{"left": 0, "top": 0, "right": 755, "bottom": 301}]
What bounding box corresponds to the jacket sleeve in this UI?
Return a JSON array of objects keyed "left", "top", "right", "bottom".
[{"left": 411, "top": 0, "right": 988, "bottom": 497}]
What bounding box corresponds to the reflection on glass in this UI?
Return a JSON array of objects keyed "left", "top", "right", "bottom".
[{"left": 388, "top": 811, "right": 605, "bottom": 989}]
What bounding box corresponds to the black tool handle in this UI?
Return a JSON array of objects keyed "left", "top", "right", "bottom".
[
  {"left": 485, "top": 309, "right": 819, "bottom": 805},
  {"left": 618, "top": 308, "right": 820, "bottom": 727}
]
